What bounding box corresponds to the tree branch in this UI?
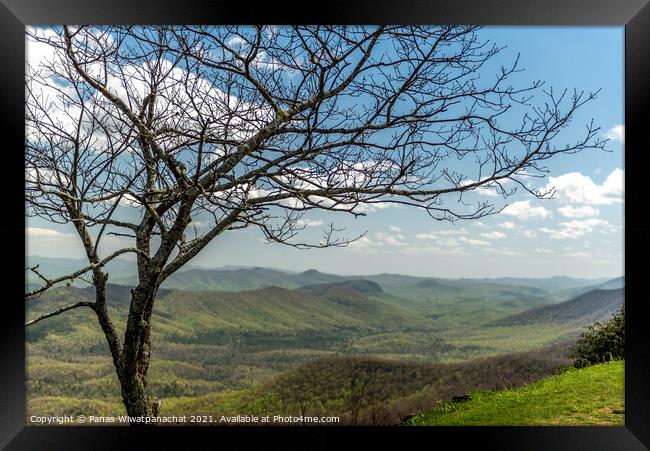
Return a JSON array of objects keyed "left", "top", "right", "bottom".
[
  {"left": 26, "top": 301, "right": 95, "bottom": 327},
  {"left": 25, "top": 247, "right": 145, "bottom": 300}
]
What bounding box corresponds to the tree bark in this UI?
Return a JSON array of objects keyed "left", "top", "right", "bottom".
[
  {"left": 119, "top": 371, "right": 150, "bottom": 418},
  {"left": 118, "top": 282, "right": 160, "bottom": 419}
]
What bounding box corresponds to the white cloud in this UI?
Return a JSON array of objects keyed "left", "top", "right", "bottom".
[
  {"left": 357, "top": 202, "right": 400, "bottom": 213},
  {"left": 557, "top": 205, "right": 600, "bottom": 218},
  {"left": 400, "top": 244, "right": 469, "bottom": 256},
  {"left": 544, "top": 169, "right": 623, "bottom": 205},
  {"left": 118, "top": 193, "right": 142, "bottom": 207},
  {"left": 458, "top": 236, "right": 490, "bottom": 247},
  {"left": 521, "top": 230, "right": 537, "bottom": 238},
  {"left": 414, "top": 228, "right": 468, "bottom": 244},
  {"left": 480, "top": 231, "right": 507, "bottom": 240},
  {"left": 296, "top": 219, "right": 324, "bottom": 227},
  {"left": 502, "top": 200, "right": 550, "bottom": 220},
  {"left": 278, "top": 197, "right": 305, "bottom": 209},
  {"left": 348, "top": 236, "right": 377, "bottom": 251},
  {"left": 539, "top": 218, "right": 611, "bottom": 240},
  {"left": 566, "top": 251, "right": 593, "bottom": 259},
  {"left": 498, "top": 221, "right": 515, "bottom": 230},
  {"left": 226, "top": 36, "right": 247, "bottom": 48},
  {"left": 437, "top": 228, "right": 468, "bottom": 236},
  {"left": 374, "top": 232, "right": 407, "bottom": 247},
  {"left": 389, "top": 225, "right": 403, "bottom": 232},
  {"left": 252, "top": 50, "right": 290, "bottom": 72},
  {"left": 475, "top": 187, "right": 499, "bottom": 197},
  {"left": 605, "top": 125, "right": 624, "bottom": 144},
  {"left": 347, "top": 232, "right": 407, "bottom": 252},
  {"left": 415, "top": 229, "right": 467, "bottom": 242},
  {"left": 276, "top": 163, "right": 404, "bottom": 214},
  {"left": 461, "top": 179, "right": 500, "bottom": 197},
  {"left": 534, "top": 248, "right": 553, "bottom": 254},
  {"left": 26, "top": 27, "right": 62, "bottom": 74},
  {"left": 26, "top": 27, "right": 270, "bottom": 158},
  {"left": 27, "top": 227, "right": 74, "bottom": 239},
  {"left": 411, "top": 232, "right": 468, "bottom": 254},
  {"left": 484, "top": 247, "right": 523, "bottom": 256}
]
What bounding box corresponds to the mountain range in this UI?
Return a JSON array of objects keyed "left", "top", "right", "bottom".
[
  {"left": 27, "top": 256, "right": 618, "bottom": 295},
  {"left": 26, "top": 264, "right": 624, "bottom": 348},
  {"left": 25, "top": 259, "right": 625, "bottom": 423}
]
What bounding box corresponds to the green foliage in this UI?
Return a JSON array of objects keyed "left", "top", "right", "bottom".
[
  {"left": 25, "top": 270, "right": 624, "bottom": 425},
  {"left": 25, "top": 346, "right": 573, "bottom": 425},
  {"left": 254, "top": 344, "right": 570, "bottom": 424},
  {"left": 114, "top": 267, "right": 344, "bottom": 292},
  {"left": 28, "top": 396, "right": 126, "bottom": 418},
  {"left": 408, "top": 360, "right": 624, "bottom": 426},
  {"left": 569, "top": 306, "right": 624, "bottom": 368}
]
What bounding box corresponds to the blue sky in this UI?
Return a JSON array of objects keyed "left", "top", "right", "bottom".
[{"left": 26, "top": 26, "right": 624, "bottom": 279}]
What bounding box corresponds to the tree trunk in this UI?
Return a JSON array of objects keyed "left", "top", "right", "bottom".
[
  {"left": 118, "top": 283, "right": 159, "bottom": 421},
  {"left": 119, "top": 371, "right": 151, "bottom": 417}
]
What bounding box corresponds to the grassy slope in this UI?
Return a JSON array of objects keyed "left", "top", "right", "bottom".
[{"left": 408, "top": 360, "right": 624, "bottom": 426}]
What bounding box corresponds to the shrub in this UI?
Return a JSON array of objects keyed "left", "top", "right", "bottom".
[{"left": 569, "top": 306, "right": 624, "bottom": 368}]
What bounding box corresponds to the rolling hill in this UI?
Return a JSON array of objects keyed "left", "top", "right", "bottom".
[
  {"left": 27, "top": 270, "right": 624, "bottom": 360},
  {"left": 26, "top": 281, "right": 435, "bottom": 340},
  {"left": 113, "top": 267, "right": 346, "bottom": 292},
  {"left": 29, "top": 256, "right": 617, "bottom": 298},
  {"left": 26, "top": 255, "right": 138, "bottom": 287},
  {"left": 563, "top": 276, "right": 625, "bottom": 299},
  {"left": 593, "top": 276, "right": 625, "bottom": 290},
  {"left": 463, "top": 276, "right": 612, "bottom": 291},
  {"left": 154, "top": 285, "right": 435, "bottom": 335},
  {"left": 297, "top": 279, "right": 385, "bottom": 297},
  {"left": 490, "top": 288, "right": 624, "bottom": 327}
]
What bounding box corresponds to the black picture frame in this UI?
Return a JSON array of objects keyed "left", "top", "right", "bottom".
[{"left": 1, "top": 1, "right": 648, "bottom": 449}]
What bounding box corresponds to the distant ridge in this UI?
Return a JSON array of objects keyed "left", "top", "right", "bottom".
[
  {"left": 562, "top": 276, "right": 625, "bottom": 299},
  {"left": 27, "top": 282, "right": 430, "bottom": 334},
  {"left": 111, "top": 267, "right": 345, "bottom": 292},
  {"left": 593, "top": 276, "right": 624, "bottom": 290},
  {"left": 26, "top": 257, "right": 622, "bottom": 299},
  {"left": 462, "top": 276, "right": 612, "bottom": 291},
  {"left": 297, "top": 279, "right": 384, "bottom": 296},
  {"left": 490, "top": 288, "right": 624, "bottom": 327}
]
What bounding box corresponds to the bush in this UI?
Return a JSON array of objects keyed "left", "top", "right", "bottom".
[{"left": 569, "top": 306, "right": 624, "bottom": 368}]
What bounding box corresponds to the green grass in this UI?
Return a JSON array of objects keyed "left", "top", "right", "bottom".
[{"left": 408, "top": 360, "right": 624, "bottom": 426}]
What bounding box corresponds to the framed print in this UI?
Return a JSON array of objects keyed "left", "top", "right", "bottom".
[{"left": 1, "top": 0, "right": 649, "bottom": 449}]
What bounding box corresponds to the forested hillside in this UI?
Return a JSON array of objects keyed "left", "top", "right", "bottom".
[{"left": 25, "top": 263, "right": 623, "bottom": 425}]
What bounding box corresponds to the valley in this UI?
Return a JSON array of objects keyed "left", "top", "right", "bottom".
[{"left": 25, "top": 263, "right": 624, "bottom": 425}]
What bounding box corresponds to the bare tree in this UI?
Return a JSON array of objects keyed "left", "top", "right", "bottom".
[
  {"left": 25, "top": 25, "right": 606, "bottom": 419},
  {"left": 343, "top": 369, "right": 375, "bottom": 425}
]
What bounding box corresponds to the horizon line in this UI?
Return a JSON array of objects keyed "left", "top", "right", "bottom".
[{"left": 26, "top": 254, "right": 623, "bottom": 281}]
